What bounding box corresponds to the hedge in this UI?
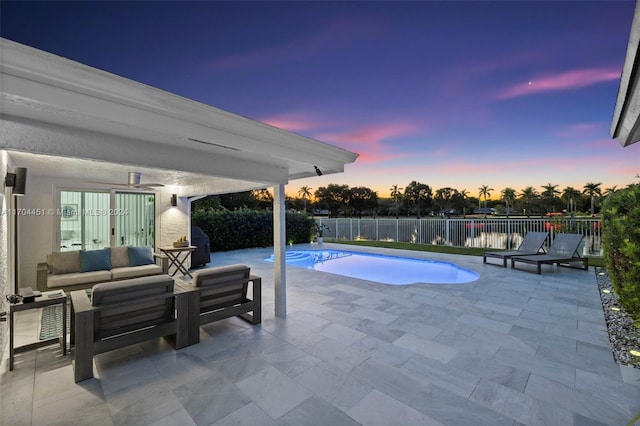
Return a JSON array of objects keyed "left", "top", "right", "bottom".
[
  {"left": 601, "top": 185, "right": 640, "bottom": 318},
  {"left": 192, "top": 208, "right": 316, "bottom": 252}
]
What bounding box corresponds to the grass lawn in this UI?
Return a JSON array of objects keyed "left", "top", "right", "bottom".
[{"left": 329, "top": 239, "right": 606, "bottom": 268}]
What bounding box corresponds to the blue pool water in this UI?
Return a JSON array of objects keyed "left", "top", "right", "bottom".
[{"left": 265, "top": 250, "right": 479, "bottom": 285}]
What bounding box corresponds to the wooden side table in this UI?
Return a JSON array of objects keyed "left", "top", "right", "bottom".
[
  {"left": 9, "top": 290, "right": 67, "bottom": 371},
  {"left": 158, "top": 246, "right": 197, "bottom": 278}
]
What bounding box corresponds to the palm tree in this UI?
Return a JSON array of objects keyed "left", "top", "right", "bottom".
[
  {"left": 501, "top": 187, "right": 516, "bottom": 217},
  {"left": 541, "top": 183, "right": 560, "bottom": 213},
  {"left": 390, "top": 184, "right": 403, "bottom": 218},
  {"left": 298, "top": 186, "right": 312, "bottom": 214},
  {"left": 583, "top": 182, "right": 602, "bottom": 216},
  {"left": 478, "top": 185, "right": 494, "bottom": 217},
  {"left": 561, "top": 186, "right": 581, "bottom": 216},
  {"left": 604, "top": 186, "right": 617, "bottom": 197},
  {"left": 458, "top": 188, "right": 470, "bottom": 216},
  {"left": 520, "top": 186, "right": 538, "bottom": 217}
]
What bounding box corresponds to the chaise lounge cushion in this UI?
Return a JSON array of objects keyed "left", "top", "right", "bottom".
[
  {"left": 80, "top": 248, "right": 112, "bottom": 272},
  {"left": 48, "top": 251, "right": 81, "bottom": 274}
]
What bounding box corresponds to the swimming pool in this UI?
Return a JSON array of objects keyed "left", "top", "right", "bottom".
[{"left": 265, "top": 250, "right": 479, "bottom": 285}]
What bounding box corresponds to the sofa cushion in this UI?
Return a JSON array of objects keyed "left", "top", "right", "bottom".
[
  {"left": 110, "top": 246, "right": 130, "bottom": 269},
  {"left": 111, "top": 264, "right": 163, "bottom": 280},
  {"left": 92, "top": 274, "right": 174, "bottom": 306},
  {"left": 80, "top": 248, "right": 112, "bottom": 273},
  {"left": 48, "top": 251, "right": 81, "bottom": 275},
  {"left": 47, "top": 270, "right": 112, "bottom": 288},
  {"left": 128, "top": 246, "right": 154, "bottom": 266}
]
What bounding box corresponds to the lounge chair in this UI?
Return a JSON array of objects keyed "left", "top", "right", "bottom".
[
  {"left": 70, "top": 274, "right": 191, "bottom": 382},
  {"left": 176, "top": 264, "right": 261, "bottom": 346},
  {"left": 483, "top": 231, "right": 549, "bottom": 267},
  {"left": 510, "top": 233, "right": 588, "bottom": 274}
]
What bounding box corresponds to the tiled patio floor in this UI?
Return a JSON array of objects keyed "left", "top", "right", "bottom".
[{"left": 2, "top": 243, "right": 639, "bottom": 425}]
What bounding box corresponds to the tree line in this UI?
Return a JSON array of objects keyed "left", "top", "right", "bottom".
[{"left": 192, "top": 179, "right": 638, "bottom": 218}]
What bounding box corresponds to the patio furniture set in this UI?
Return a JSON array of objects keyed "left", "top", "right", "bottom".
[
  {"left": 483, "top": 232, "right": 589, "bottom": 273},
  {"left": 68, "top": 264, "right": 261, "bottom": 382}
]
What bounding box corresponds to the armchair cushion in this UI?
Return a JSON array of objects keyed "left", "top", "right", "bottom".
[
  {"left": 80, "top": 248, "right": 112, "bottom": 272},
  {"left": 128, "top": 246, "right": 154, "bottom": 266}
]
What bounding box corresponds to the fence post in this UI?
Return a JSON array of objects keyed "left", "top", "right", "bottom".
[
  {"left": 445, "top": 218, "right": 450, "bottom": 246},
  {"left": 507, "top": 218, "right": 511, "bottom": 250},
  {"left": 376, "top": 219, "right": 379, "bottom": 241},
  {"left": 396, "top": 219, "right": 399, "bottom": 243},
  {"left": 471, "top": 219, "right": 475, "bottom": 248}
]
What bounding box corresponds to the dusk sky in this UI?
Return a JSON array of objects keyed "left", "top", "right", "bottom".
[{"left": 2, "top": 1, "right": 638, "bottom": 199}]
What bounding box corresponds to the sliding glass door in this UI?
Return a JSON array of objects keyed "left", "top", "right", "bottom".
[{"left": 59, "top": 190, "right": 155, "bottom": 251}]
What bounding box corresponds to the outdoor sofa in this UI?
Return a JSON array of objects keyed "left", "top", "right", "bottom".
[{"left": 37, "top": 246, "right": 168, "bottom": 293}]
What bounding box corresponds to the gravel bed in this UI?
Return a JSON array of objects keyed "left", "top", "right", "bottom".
[{"left": 595, "top": 267, "right": 640, "bottom": 369}]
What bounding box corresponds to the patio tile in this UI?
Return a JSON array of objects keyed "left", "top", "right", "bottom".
[
  {"left": 109, "top": 385, "right": 184, "bottom": 426},
  {"left": 493, "top": 347, "right": 576, "bottom": 388},
  {"left": 353, "top": 318, "right": 407, "bottom": 343},
  {"left": 433, "top": 328, "right": 501, "bottom": 359},
  {"left": 474, "top": 300, "right": 522, "bottom": 317},
  {"left": 300, "top": 335, "right": 371, "bottom": 373},
  {"left": 347, "top": 389, "right": 444, "bottom": 426},
  {"left": 574, "top": 369, "right": 640, "bottom": 411},
  {"left": 276, "top": 395, "right": 361, "bottom": 426},
  {"left": 351, "top": 336, "right": 415, "bottom": 367},
  {"left": 457, "top": 313, "right": 513, "bottom": 333},
  {"left": 316, "top": 321, "right": 367, "bottom": 346},
  {"left": 393, "top": 332, "right": 458, "bottom": 363},
  {"left": 472, "top": 327, "right": 538, "bottom": 356},
  {"left": 213, "top": 403, "right": 275, "bottom": 426},
  {"left": 174, "top": 370, "right": 252, "bottom": 425},
  {"left": 352, "top": 307, "right": 398, "bottom": 324},
  {"left": 236, "top": 366, "right": 313, "bottom": 419},
  {"left": 448, "top": 353, "right": 530, "bottom": 392},
  {"left": 409, "top": 382, "right": 517, "bottom": 426},
  {"left": 470, "top": 378, "right": 574, "bottom": 426},
  {"left": 209, "top": 351, "right": 271, "bottom": 383},
  {"left": 293, "top": 362, "right": 372, "bottom": 412},
  {"left": 351, "top": 358, "right": 427, "bottom": 405},
  {"left": 400, "top": 354, "right": 480, "bottom": 398},
  {"left": 524, "top": 373, "right": 633, "bottom": 425}
]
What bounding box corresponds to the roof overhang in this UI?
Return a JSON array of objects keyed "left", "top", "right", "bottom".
[
  {"left": 611, "top": 2, "right": 640, "bottom": 147},
  {"left": 0, "top": 38, "right": 358, "bottom": 195}
]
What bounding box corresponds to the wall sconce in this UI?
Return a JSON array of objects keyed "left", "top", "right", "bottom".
[
  {"left": 314, "top": 166, "right": 323, "bottom": 176},
  {"left": 5, "top": 167, "right": 27, "bottom": 196},
  {"left": 171, "top": 194, "right": 177, "bottom": 207}
]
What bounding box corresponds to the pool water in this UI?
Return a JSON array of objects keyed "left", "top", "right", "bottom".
[{"left": 265, "top": 250, "right": 479, "bottom": 285}]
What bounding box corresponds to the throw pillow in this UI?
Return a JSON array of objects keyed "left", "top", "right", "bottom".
[
  {"left": 128, "top": 246, "right": 155, "bottom": 266},
  {"left": 110, "top": 246, "right": 130, "bottom": 268},
  {"left": 48, "top": 251, "right": 81, "bottom": 275},
  {"left": 80, "top": 248, "right": 112, "bottom": 273}
]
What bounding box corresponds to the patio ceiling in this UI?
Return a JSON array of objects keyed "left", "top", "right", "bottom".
[
  {"left": 0, "top": 38, "right": 358, "bottom": 195},
  {"left": 611, "top": 2, "right": 640, "bottom": 147}
]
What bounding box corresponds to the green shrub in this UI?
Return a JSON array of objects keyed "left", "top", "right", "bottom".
[
  {"left": 601, "top": 185, "right": 640, "bottom": 319},
  {"left": 192, "top": 209, "right": 315, "bottom": 251}
]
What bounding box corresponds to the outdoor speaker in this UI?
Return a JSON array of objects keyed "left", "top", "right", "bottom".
[{"left": 13, "top": 167, "right": 27, "bottom": 196}]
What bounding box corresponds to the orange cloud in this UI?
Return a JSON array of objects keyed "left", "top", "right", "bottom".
[{"left": 497, "top": 67, "right": 620, "bottom": 100}]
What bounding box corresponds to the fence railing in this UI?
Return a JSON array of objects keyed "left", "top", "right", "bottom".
[{"left": 316, "top": 217, "right": 603, "bottom": 256}]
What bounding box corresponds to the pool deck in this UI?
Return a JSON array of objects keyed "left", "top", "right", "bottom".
[{"left": 2, "top": 243, "right": 639, "bottom": 425}]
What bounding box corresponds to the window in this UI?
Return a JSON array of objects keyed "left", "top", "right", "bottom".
[{"left": 59, "top": 190, "right": 155, "bottom": 251}]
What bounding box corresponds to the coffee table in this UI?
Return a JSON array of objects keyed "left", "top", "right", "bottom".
[
  {"left": 158, "top": 246, "right": 197, "bottom": 278},
  {"left": 8, "top": 290, "right": 67, "bottom": 371}
]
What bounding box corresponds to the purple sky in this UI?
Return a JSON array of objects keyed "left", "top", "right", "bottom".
[{"left": 2, "top": 1, "right": 638, "bottom": 199}]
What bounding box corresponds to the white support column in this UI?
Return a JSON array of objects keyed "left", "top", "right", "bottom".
[{"left": 273, "top": 184, "right": 286, "bottom": 318}]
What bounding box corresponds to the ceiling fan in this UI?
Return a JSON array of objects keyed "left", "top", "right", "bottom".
[{"left": 92, "top": 172, "right": 164, "bottom": 190}]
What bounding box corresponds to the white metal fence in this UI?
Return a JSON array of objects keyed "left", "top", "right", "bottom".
[{"left": 316, "top": 217, "right": 603, "bottom": 256}]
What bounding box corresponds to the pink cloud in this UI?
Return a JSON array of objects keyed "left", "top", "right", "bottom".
[
  {"left": 316, "top": 123, "right": 419, "bottom": 164},
  {"left": 497, "top": 67, "right": 620, "bottom": 100},
  {"left": 259, "top": 114, "right": 321, "bottom": 132}
]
